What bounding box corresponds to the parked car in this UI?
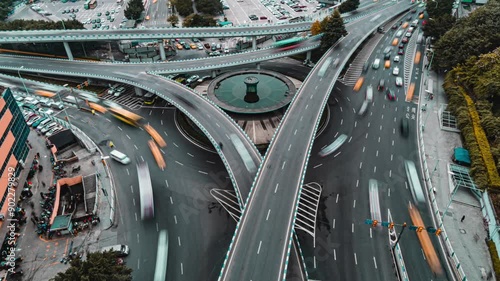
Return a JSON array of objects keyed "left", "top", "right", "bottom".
[
  {"left": 27, "top": 116, "right": 42, "bottom": 126},
  {"left": 186, "top": 75, "right": 200, "bottom": 84},
  {"left": 39, "top": 108, "right": 54, "bottom": 115}
]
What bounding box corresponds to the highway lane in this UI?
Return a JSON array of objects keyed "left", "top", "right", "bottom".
[
  {"left": 64, "top": 105, "right": 236, "bottom": 281},
  {"left": 220, "top": 2, "right": 416, "bottom": 280},
  {"left": 0, "top": 56, "right": 262, "bottom": 210}
]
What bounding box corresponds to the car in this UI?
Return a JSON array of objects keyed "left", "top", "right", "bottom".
[
  {"left": 224, "top": 46, "right": 229, "bottom": 53},
  {"left": 197, "top": 75, "right": 211, "bottom": 83},
  {"left": 122, "top": 18, "right": 128, "bottom": 23},
  {"left": 97, "top": 12, "right": 102, "bottom": 16},
  {"left": 411, "top": 9, "right": 417, "bottom": 13},
  {"left": 386, "top": 89, "right": 396, "bottom": 101},
  {"left": 176, "top": 43, "right": 183, "bottom": 50},
  {"left": 27, "top": 116, "right": 42, "bottom": 126},
  {"left": 400, "top": 118, "right": 409, "bottom": 137},
  {"left": 378, "top": 79, "right": 385, "bottom": 91},
  {"left": 113, "top": 87, "right": 125, "bottom": 97},
  {"left": 197, "top": 43, "right": 203, "bottom": 50},
  {"left": 107, "top": 15, "right": 111, "bottom": 20},
  {"left": 398, "top": 43, "right": 405, "bottom": 49},
  {"left": 50, "top": 102, "right": 64, "bottom": 110},
  {"left": 186, "top": 75, "right": 200, "bottom": 84},
  {"left": 46, "top": 125, "right": 64, "bottom": 136},
  {"left": 32, "top": 117, "right": 48, "bottom": 128},
  {"left": 110, "top": 18, "right": 115, "bottom": 22},
  {"left": 190, "top": 42, "right": 197, "bottom": 49},
  {"left": 192, "top": 38, "right": 200, "bottom": 42},
  {"left": 69, "top": 14, "right": 76, "bottom": 18},
  {"left": 398, "top": 49, "right": 404, "bottom": 55},
  {"left": 204, "top": 42, "right": 210, "bottom": 49},
  {"left": 391, "top": 24, "right": 398, "bottom": 29},
  {"left": 75, "top": 8, "right": 79, "bottom": 12},
  {"left": 405, "top": 32, "right": 412, "bottom": 38},
  {"left": 249, "top": 14, "right": 258, "bottom": 20},
  {"left": 392, "top": 67, "right": 400, "bottom": 76},
  {"left": 39, "top": 108, "right": 54, "bottom": 115},
  {"left": 62, "top": 9, "right": 67, "bottom": 14},
  {"left": 105, "top": 11, "right": 110, "bottom": 16},
  {"left": 395, "top": 77, "right": 403, "bottom": 87},
  {"left": 216, "top": 43, "right": 221, "bottom": 50},
  {"left": 401, "top": 37, "right": 408, "bottom": 43},
  {"left": 394, "top": 55, "right": 400, "bottom": 62},
  {"left": 70, "top": 8, "right": 74, "bottom": 13},
  {"left": 260, "top": 16, "right": 268, "bottom": 20}
]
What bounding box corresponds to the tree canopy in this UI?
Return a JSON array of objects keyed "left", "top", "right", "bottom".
[
  {"left": 0, "top": 0, "right": 15, "bottom": 21},
  {"left": 124, "top": 0, "right": 145, "bottom": 20},
  {"left": 320, "top": 10, "right": 347, "bottom": 51},
  {"left": 0, "top": 19, "right": 84, "bottom": 30},
  {"left": 171, "top": 0, "right": 194, "bottom": 17},
  {"left": 167, "top": 15, "right": 179, "bottom": 27},
  {"left": 194, "top": 0, "right": 223, "bottom": 15},
  {"left": 310, "top": 20, "right": 321, "bottom": 36},
  {"left": 338, "top": 0, "right": 360, "bottom": 14},
  {"left": 432, "top": 0, "right": 500, "bottom": 71},
  {"left": 53, "top": 251, "right": 132, "bottom": 281},
  {"left": 182, "top": 13, "right": 217, "bottom": 27}
]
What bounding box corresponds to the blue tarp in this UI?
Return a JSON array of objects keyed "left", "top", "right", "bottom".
[{"left": 454, "top": 147, "right": 471, "bottom": 166}]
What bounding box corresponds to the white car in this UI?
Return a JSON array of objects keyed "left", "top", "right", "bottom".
[
  {"left": 197, "top": 43, "right": 203, "bottom": 50},
  {"left": 46, "top": 126, "right": 64, "bottom": 136},
  {"left": 39, "top": 108, "right": 54, "bottom": 115},
  {"left": 393, "top": 55, "right": 400, "bottom": 62},
  {"left": 395, "top": 77, "right": 403, "bottom": 87},
  {"left": 392, "top": 67, "right": 400, "bottom": 76},
  {"left": 27, "top": 116, "right": 41, "bottom": 126}
]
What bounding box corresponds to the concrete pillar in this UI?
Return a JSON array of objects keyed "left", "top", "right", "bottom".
[
  {"left": 107, "top": 42, "right": 115, "bottom": 62},
  {"left": 256, "top": 62, "right": 261, "bottom": 70},
  {"left": 134, "top": 87, "right": 144, "bottom": 97},
  {"left": 63, "top": 42, "right": 74, "bottom": 61},
  {"left": 306, "top": 51, "right": 312, "bottom": 62},
  {"left": 159, "top": 41, "right": 166, "bottom": 61},
  {"left": 252, "top": 36, "right": 257, "bottom": 50},
  {"left": 211, "top": 70, "right": 217, "bottom": 78}
]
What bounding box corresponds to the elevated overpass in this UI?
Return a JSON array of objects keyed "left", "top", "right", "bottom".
[{"left": 218, "top": 2, "right": 415, "bottom": 280}]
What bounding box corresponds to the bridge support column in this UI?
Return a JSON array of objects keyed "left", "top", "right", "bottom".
[
  {"left": 63, "top": 42, "right": 74, "bottom": 61},
  {"left": 159, "top": 41, "right": 166, "bottom": 61},
  {"left": 107, "top": 42, "right": 115, "bottom": 62},
  {"left": 211, "top": 70, "right": 217, "bottom": 78},
  {"left": 134, "top": 87, "right": 144, "bottom": 97},
  {"left": 303, "top": 51, "right": 312, "bottom": 65},
  {"left": 256, "top": 62, "right": 261, "bottom": 70},
  {"left": 252, "top": 36, "right": 257, "bottom": 50}
]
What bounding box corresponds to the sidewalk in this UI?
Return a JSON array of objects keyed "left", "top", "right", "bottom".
[
  {"left": 418, "top": 68, "right": 495, "bottom": 280},
  {"left": 0, "top": 123, "right": 116, "bottom": 280}
]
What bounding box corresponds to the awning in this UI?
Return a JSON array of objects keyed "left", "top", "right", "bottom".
[{"left": 453, "top": 147, "right": 471, "bottom": 166}]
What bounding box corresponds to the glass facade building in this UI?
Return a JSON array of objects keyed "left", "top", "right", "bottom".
[{"left": 0, "top": 87, "right": 30, "bottom": 214}]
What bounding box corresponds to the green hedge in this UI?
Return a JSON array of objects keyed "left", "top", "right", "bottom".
[{"left": 487, "top": 240, "right": 500, "bottom": 280}]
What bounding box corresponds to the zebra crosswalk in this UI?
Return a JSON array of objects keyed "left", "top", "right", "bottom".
[{"left": 100, "top": 92, "right": 143, "bottom": 110}]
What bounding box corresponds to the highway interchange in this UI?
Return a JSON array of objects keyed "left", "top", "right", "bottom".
[{"left": 0, "top": 0, "right": 452, "bottom": 280}]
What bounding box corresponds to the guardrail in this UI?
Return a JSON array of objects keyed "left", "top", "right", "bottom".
[{"left": 417, "top": 95, "right": 467, "bottom": 280}]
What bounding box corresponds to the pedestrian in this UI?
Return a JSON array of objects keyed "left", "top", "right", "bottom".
[
  {"left": 461, "top": 215, "right": 465, "bottom": 222},
  {"left": 31, "top": 217, "right": 36, "bottom": 225}
]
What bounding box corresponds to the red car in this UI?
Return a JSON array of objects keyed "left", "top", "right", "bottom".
[
  {"left": 401, "top": 37, "right": 408, "bottom": 43},
  {"left": 398, "top": 49, "right": 404, "bottom": 55},
  {"left": 386, "top": 89, "right": 396, "bottom": 101}
]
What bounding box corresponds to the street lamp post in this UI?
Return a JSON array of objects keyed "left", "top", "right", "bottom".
[
  {"left": 60, "top": 84, "right": 74, "bottom": 130},
  {"left": 17, "top": 66, "right": 30, "bottom": 96}
]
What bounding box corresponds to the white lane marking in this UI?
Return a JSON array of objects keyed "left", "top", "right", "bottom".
[
  {"left": 359, "top": 162, "right": 363, "bottom": 169},
  {"left": 336, "top": 194, "right": 339, "bottom": 203},
  {"left": 135, "top": 213, "right": 138, "bottom": 221},
  {"left": 140, "top": 156, "right": 145, "bottom": 161},
  {"left": 334, "top": 152, "right": 341, "bottom": 158},
  {"left": 126, "top": 134, "right": 131, "bottom": 140},
  {"left": 395, "top": 107, "right": 398, "bottom": 112},
  {"left": 288, "top": 144, "right": 292, "bottom": 151},
  {"left": 353, "top": 200, "right": 356, "bottom": 208},
  {"left": 376, "top": 150, "right": 379, "bottom": 157},
  {"left": 356, "top": 180, "right": 359, "bottom": 187},
  {"left": 198, "top": 170, "right": 208, "bottom": 175},
  {"left": 354, "top": 253, "right": 358, "bottom": 265},
  {"left": 149, "top": 110, "right": 152, "bottom": 116},
  {"left": 282, "top": 161, "right": 286, "bottom": 169},
  {"left": 313, "top": 164, "right": 323, "bottom": 169},
  {"left": 173, "top": 142, "right": 179, "bottom": 147},
  {"left": 314, "top": 256, "right": 317, "bottom": 269},
  {"left": 106, "top": 118, "right": 111, "bottom": 122},
  {"left": 392, "top": 140, "right": 394, "bottom": 146},
  {"left": 216, "top": 123, "right": 220, "bottom": 128},
  {"left": 137, "top": 234, "right": 140, "bottom": 243},
  {"left": 340, "top": 107, "right": 343, "bottom": 112},
  {"left": 346, "top": 97, "right": 350, "bottom": 102},
  {"left": 378, "top": 137, "right": 381, "bottom": 143},
  {"left": 393, "top": 128, "right": 396, "bottom": 134},
  {"left": 178, "top": 236, "right": 181, "bottom": 246},
  {"left": 389, "top": 170, "right": 392, "bottom": 178},
  {"left": 274, "top": 183, "right": 279, "bottom": 193},
  {"left": 340, "top": 119, "right": 343, "bottom": 125},
  {"left": 368, "top": 122, "right": 371, "bottom": 128},
  {"left": 257, "top": 241, "right": 263, "bottom": 254},
  {"left": 294, "top": 129, "right": 297, "bottom": 135},
  {"left": 380, "top": 125, "right": 383, "bottom": 131},
  {"left": 334, "top": 132, "right": 339, "bottom": 138},
  {"left": 161, "top": 120, "right": 163, "bottom": 125},
  {"left": 137, "top": 258, "right": 140, "bottom": 270},
  {"left": 118, "top": 126, "right": 122, "bottom": 131},
  {"left": 353, "top": 108, "right": 356, "bottom": 113},
  {"left": 266, "top": 209, "right": 271, "bottom": 221},
  {"left": 206, "top": 160, "right": 216, "bottom": 164},
  {"left": 164, "top": 131, "right": 168, "bottom": 137},
  {"left": 381, "top": 114, "right": 384, "bottom": 120},
  {"left": 363, "top": 146, "right": 366, "bottom": 153},
  {"left": 180, "top": 263, "right": 184, "bottom": 275},
  {"left": 352, "top": 223, "right": 354, "bottom": 233},
  {"left": 373, "top": 257, "right": 378, "bottom": 269},
  {"left": 300, "top": 116, "right": 303, "bottom": 121},
  {"left": 354, "top": 121, "right": 357, "bottom": 128},
  {"left": 160, "top": 149, "right": 165, "bottom": 155},
  {"left": 374, "top": 166, "right": 377, "bottom": 173},
  {"left": 305, "top": 104, "right": 309, "bottom": 109},
  {"left": 187, "top": 153, "right": 194, "bottom": 157},
  {"left": 334, "top": 249, "right": 337, "bottom": 261},
  {"left": 370, "top": 227, "right": 373, "bottom": 238},
  {"left": 170, "top": 196, "right": 173, "bottom": 204},
  {"left": 391, "top": 154, "right": 394, "bottom": 161},
  {"left": 333, "top": 219, "right": 336, "bottom": 229},
  {"left": 174, "top": 215, "right": 178, "bottom": 224},
  {"left": 365, "top": 133, "right": 368, "bottom": 139},
  {"left": 175, "top": 161, "right": 184, "bottom": 166},
  {"left": 388, "top": 188, "right": 391, "bottom": 197},
  {"left": 165, "top": 180, "right": 169, "bottom": 188},
  {"left": 405, "top": 181, "right": 409, "bottom": 189},
  {"left": 348, "top": 136, "right": 352, "bottom": 143},
  {"left": 130, "top": 185, "right": 134, "bottom": 193},
  {"left": 134, "top": 144, "right": 138, "bottom": 150},
  {"left": 421, "top": 249, "right": 426, "bottom": 260},
  {"left": 126, "top": 168, "right": 130, "bottom": 175},
  {"left": 156, "top": 223, "right": 159, "bottom": 232}
]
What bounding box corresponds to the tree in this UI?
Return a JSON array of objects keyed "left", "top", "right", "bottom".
[
  {"left": 0, "top": 19, "right": 84, "bottom": 31},
  {"left": 0, "top": 0, "right": 15, "bottom": 21},
  {"left": 338, "top": 0, "right": 359, "bottom": 14},
  {"left": 182, "top": 13, "right": 217, "bottom": 27},
  {"left": 195, "top": 0, "right": 223, "bottom": 15},
  {"left": 171, "top": 0, "right": 194, "bottom": 17},
  {"left": 167, "top": 15, "right": 179, "bottom": 27},
  {"left": 320, "top": 10, "right": 347, "bottom": 51},
  {"left": 310, "top": 20, "right": 322, "bottom": 36},
  {"left": 53, "top": 251, "right": 132, "bottom": 281},
  {"left": 124, "top": 0, "right": 145, "bottom": 20}
]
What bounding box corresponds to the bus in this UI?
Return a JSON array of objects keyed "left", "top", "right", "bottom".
[
  {"left": 34, "top": 90, "right": 56, "bottom": 98},
  {"left": 143, "top": 92, "right": 158, "bottom": 105},
  {"left": 137, "top": 161, "right": 155, "bottom": 220},
  {"left": 148, "top": 140, "right": 166, "bottom": 170},
  {"left": 414, "top": 51, "right": 421, "bottom": 64},
  {"left": 84, "top": 0, "right": 97, "bottom": 9},
  {"left": 144, "top": 124, "right": 166, "bottom": 148},
  {"left": 88, "top": 102, "right": 107, "bottom": 113},
  {"left": 108, "top": 107, "right": 144, "bottom": 127},
  {"left": 406, "top": 83, "right": 415, "bottom": 102},
  {"left": 154, "top": 230, "right": 169, "bottom": 281},
  {"left": 404, "top": 160, "right": 425, "bottom": 204},
  {"left": 229, "top": 134, "right": 257, "bottom": 173},
  {"left": 273, "top": 37, "right": 305, "bottom": 51}
]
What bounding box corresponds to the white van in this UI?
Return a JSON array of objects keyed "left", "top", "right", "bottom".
[
  {"left": 395, "top": 30, "right": 404, "bottom": 37},
  {"left": 366, "top": 85, "right": 373, "bottom": 102},
  {"left": 101, "top": 244, "right": 129, "bottom": 257},
  {"left": 110, "top": 150, "right": 131, "bottom": 164},
  {"left": 372, "top": 59, "right": 380, "bottom": 69}
]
